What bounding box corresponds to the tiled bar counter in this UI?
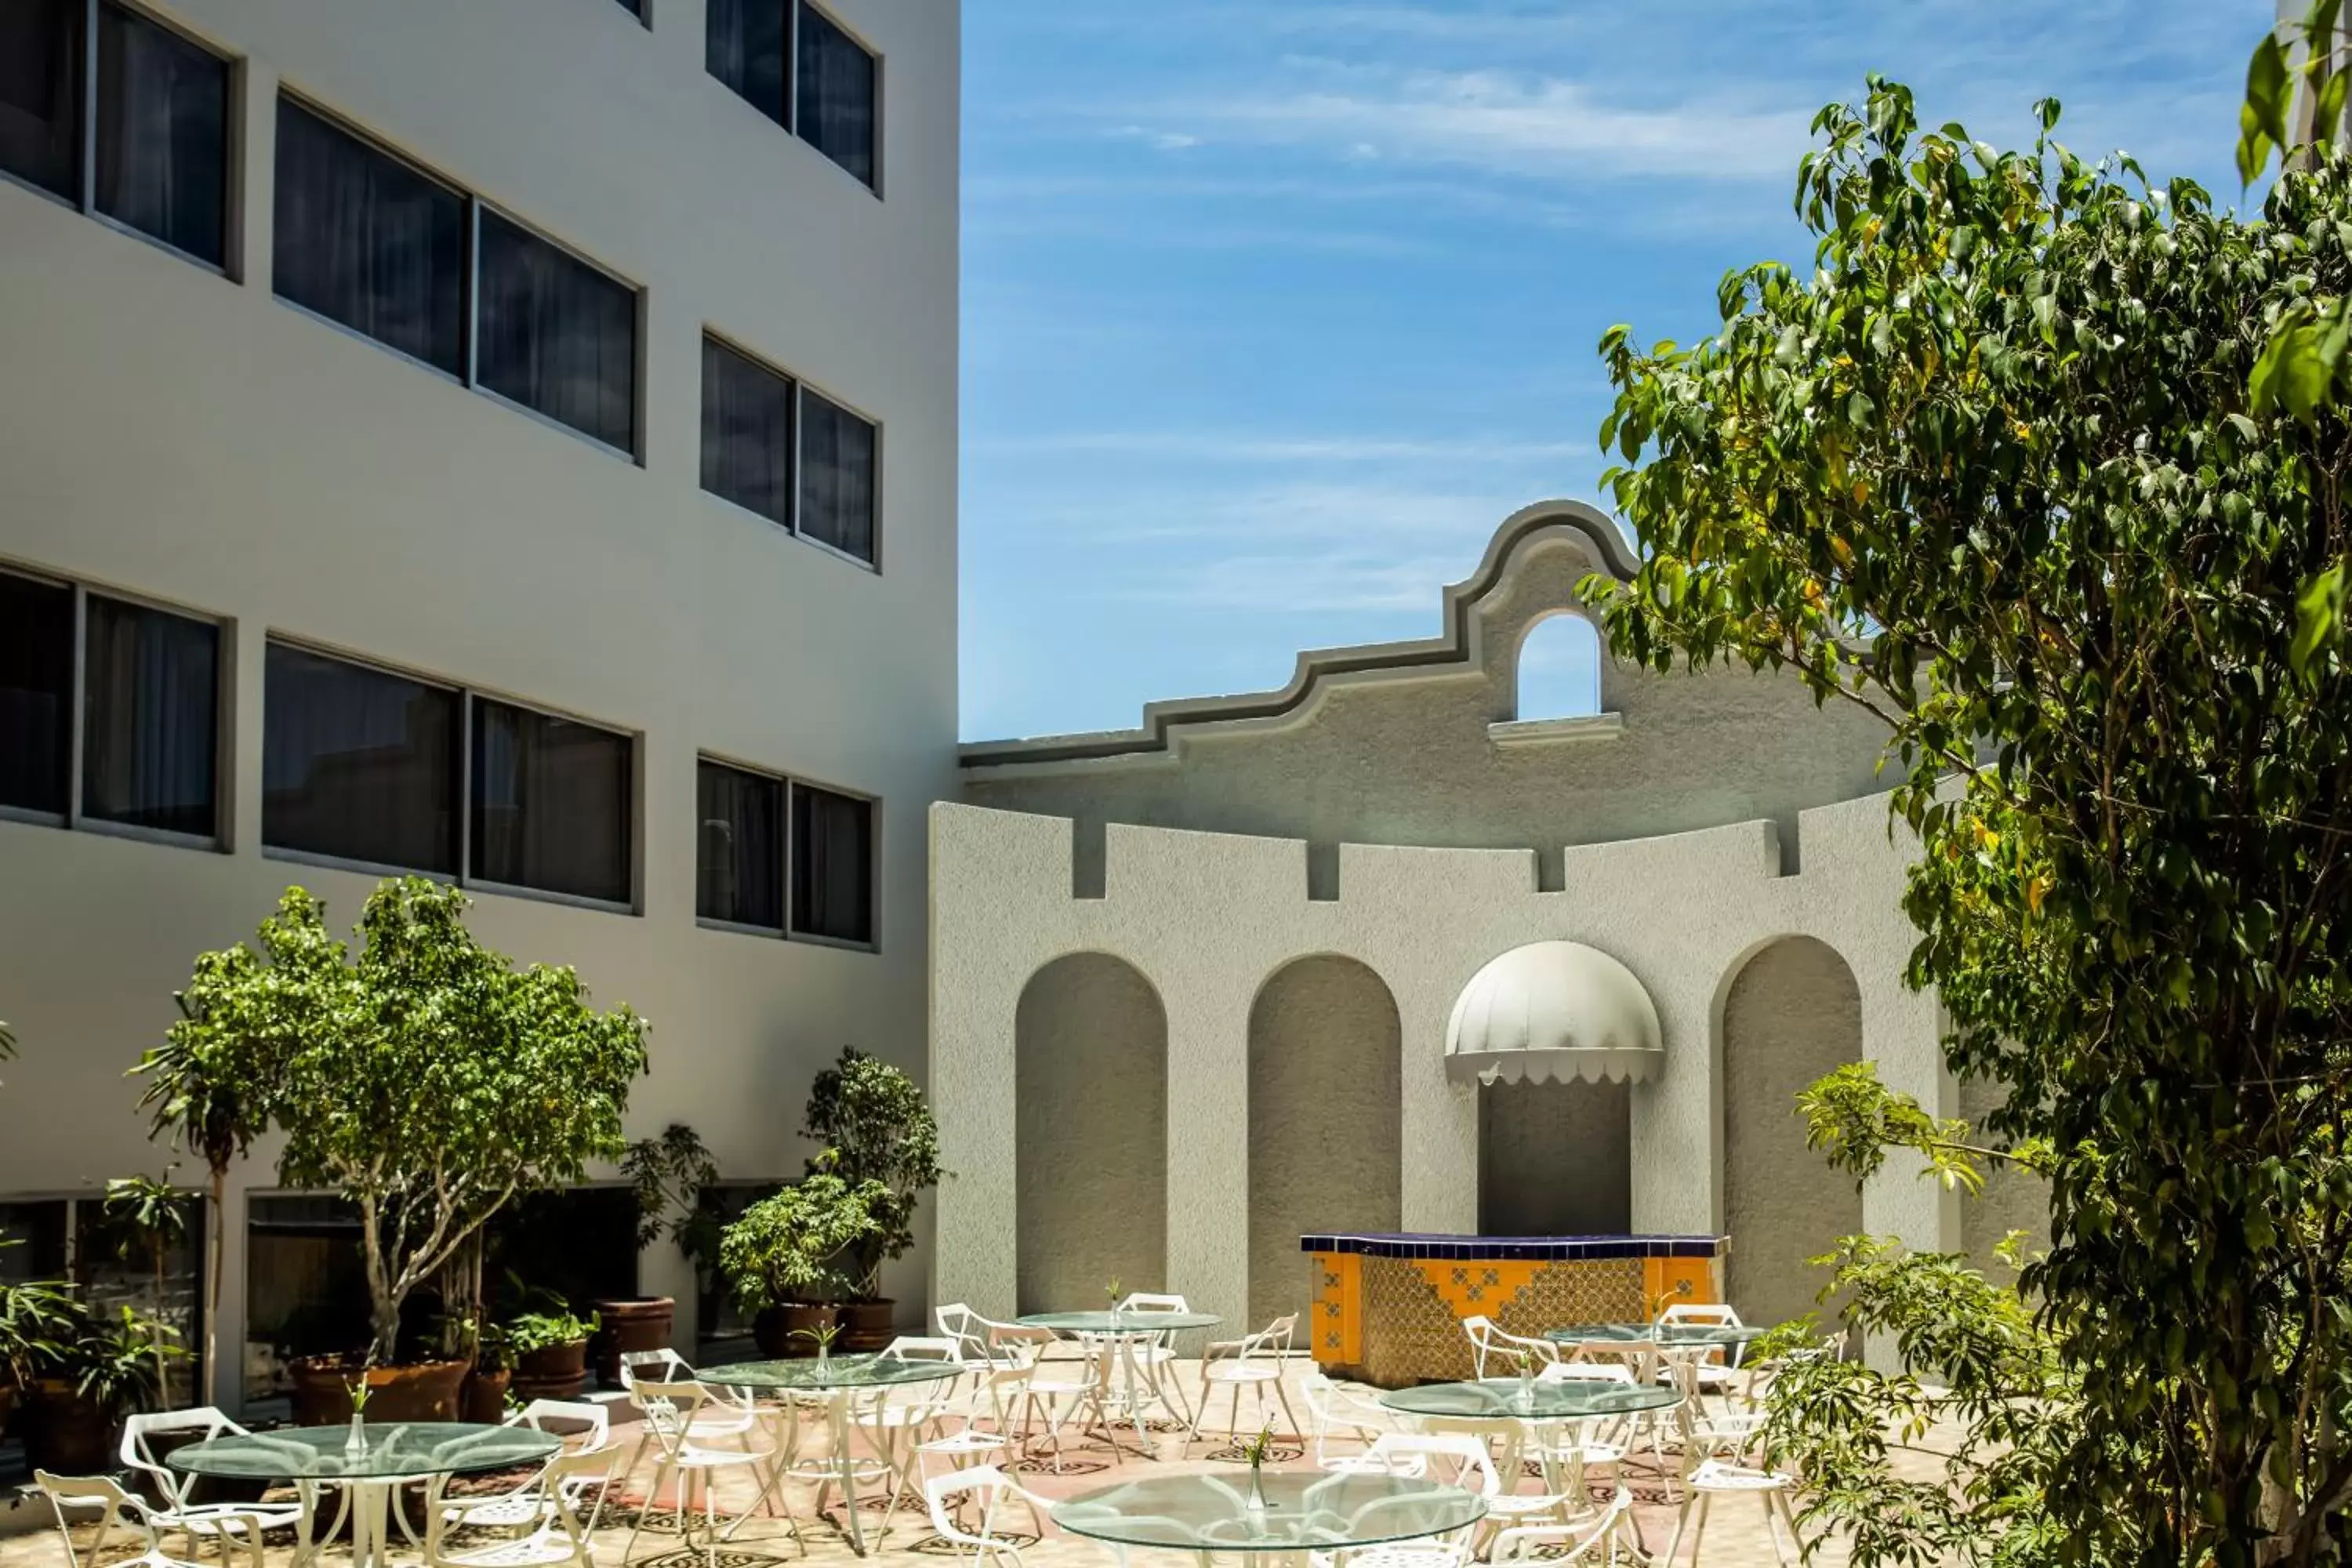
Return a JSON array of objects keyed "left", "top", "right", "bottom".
[{"left": 1301, "top": 1231, "right": 1724, "bottom": 1387}]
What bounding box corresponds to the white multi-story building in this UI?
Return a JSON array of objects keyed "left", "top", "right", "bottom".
[{"left": 0, "top": 0, "right": 959, "bottom": 1411}]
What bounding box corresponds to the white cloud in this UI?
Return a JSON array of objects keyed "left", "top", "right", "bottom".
[{"left": 1107, "top": 123, "right": 1203, "bottom": 151}]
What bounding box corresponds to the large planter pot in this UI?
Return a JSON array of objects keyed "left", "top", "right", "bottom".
[
  {"left": 24, "top": 1381, "right": 116, "bottom": 1474},
  {"left": 289, "top": 1356, "right": 469, "bottom": 1425},
  {"left": 0, "top": 1380, "right": 16, "bottom": 1443},
  {"left": 837, "top": 1299, "right": 896, "bottom": 1353},
  {"left": 462, "top": 1367, "right": 513, "bottom": 1425},
  {"left": 753, "top": 1303, "right": 837, "bottom": 1359},
  {"left": 590, "top": 1297, "right": 675, "bottom": 1388},
  {"left": 510, "top": 1341, "right": 590, "bottom": 1403}
]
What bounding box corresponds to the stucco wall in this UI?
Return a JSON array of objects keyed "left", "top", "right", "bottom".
[
  {"left": 1722, "top": 937, "right": 1866, "bottom": 1329},
  {"left": 1014, "top": 953, "right": 1169, "bottom": 1313},
  {"left": 1959, "top": 1074, "right": 2052, "bottom": 1276},
  {"left": 1478, "top": 1080, "right": 1632, "bottom": 1236},
  {"left": 1247, "top": 956, "right": 1403, "bottom": 1325},
  {"left": 0, "top": 0, "right": 960, "bottom": 1401}
]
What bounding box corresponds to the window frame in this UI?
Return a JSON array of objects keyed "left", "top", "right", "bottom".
[
  {"left": 704, "top": 0, "right": 883, "bottom": 196},
  {"left": 699, "top": 328, "right": 883, "bottom": 572},
  {"left": 0, "top": 560, "right": 228, "bottom": 854},
  {"left": 272, "top": 89, "right": 644, "bottom": 464},
  {"left": 693, "top": 751, "right": 877, "bottom": 951},
  {"left": 0, "top": 0, "right": 240, "bottom": 278},
  {"left": 261, "top": 634, "right": 641, "bottom": 916}
]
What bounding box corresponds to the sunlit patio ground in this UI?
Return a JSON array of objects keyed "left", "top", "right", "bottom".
[{"left": 2, "top": 1359, "right": 1964, "bottom": 1568}]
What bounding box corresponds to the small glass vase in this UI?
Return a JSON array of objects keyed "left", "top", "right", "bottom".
[
  {"left": 1515, "top": 1367, "right": 1536, "bottom": 1413},
  {"left": 815, "top": 1342, "right": 830, "bottom": 1370},
  {"left": 343, "top": 1414, "right": 368, "bottom": 1461},
  {"left": 1247, "top": 1463, "right": 1269, "bottom": 1514}
]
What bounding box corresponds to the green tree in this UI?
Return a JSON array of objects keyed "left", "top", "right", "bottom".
[
  {"left": 717, "top": 1152, "right": 887, "bottom": 1312},
  {"left": 174, "top": 880, "right": 650, "bottom": 1363},
  {"left": 1586, "top": 75, "right": 2352, "bottom": 1566},
  {"left": 800, "top": 1048, "right": 942, "bottom": 1300}
]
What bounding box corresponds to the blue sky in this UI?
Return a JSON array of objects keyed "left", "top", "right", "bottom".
[{"left": 959, "top": 1, "right": 2264, "bottom": 742}]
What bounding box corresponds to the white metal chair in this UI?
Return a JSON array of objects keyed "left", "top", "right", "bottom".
[
  {"left": 120, "top": 1408, "right": 321, "bottom": 1565},
  {"left": 1461, "top": 1314, "right": 1559, "bottom": 1379},
  {"left": 1304, "top": 1373, "right": 1400, "bottom": 1473},
  {"left": 1407, "top": 1424, "right": 1576, "bottom": 1551},
  {"left": 423, "top": 1446, "right": 622, "bottom": 1568},
  {"left": 38, "top": 1472, "right": 267, "bottom": 1568},
  {"left": 1655, "top": 1304, "right": 1746, "bottom": 1392},
  {"left": 923, "top": 1465, "right": 1051, "bottom": 1568},
  {"left": 440, "top": 1399, "right": 613, "bottom": 1533},
  {"left": 1306, "top": 1483, "right": 1483, "bottom": 1568},
  {"left": 621, "top": 1379, "right": 788, "bottom": 1568},
  {"left": 858, "top": 1337, "right": 970, "bottom": 1528},
  {"left": 1110, "top": 1290, "right": 1198, "bottom": 1428},
  {"left": 1661, "top": 1461, "right": 1799, "bottom": 1566},
  {"left": 1191, "top": 1313, "right": 1301, "bottom": 1445},
  {"left": 913, "top": 1363, "right": 1031, "bottom": 1492},
  {"left": 1490, "top": 1488, "right": 1641, "bottom": 1566},
  {"left": 936, "top": 1303, "right": 1024, "bottom": 1370}
]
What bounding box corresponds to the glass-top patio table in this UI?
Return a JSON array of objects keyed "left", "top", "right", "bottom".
[
  {"left": 1057, "top": 1470, "right": 1486, "bottom": 1564},
  {"left": 169, "top": 1422, "right": 561, "bottom": 1568},
  {"left": 1542, "top": 1321, "right": 1768, "bottom": 1350},
  {"left": 1018, "top": 1311, "right": 1221, "bottom": 1461},
  {"left": 698, "top": 1356, "right": 961, "bottom": 1558},
  {"left": 1377, "top": 1378, "right": 1682, "bottom": 1421}
]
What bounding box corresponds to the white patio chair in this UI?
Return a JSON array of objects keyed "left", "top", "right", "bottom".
[
  {"left": 856, "top": 1337, "right": 969, "bottom": 1529},
  {"left": 1306, "top": 1483, "right": 1483, "bottom": 1568},
  {"left": 439, "top": 1399, "right": 612, "bottom": 1532},
  {"left": 1191, "top": 1313, "right": 1301, "bottom": 1444},
  {"left": 913, "top": 1362, "right": 1032, "bottom": 1490},
  {"left": 1409, "top": 1422, "right": 1577, "bottom": 1549},
  {"left": 120, "top": 1408, "right": 322, "bottom": 1566},
  {"left": 1490, "top": 1487, "right": 1641, "bottom": 1566},
  {"left": 1661, "top": 1460, "right": 1799, "bottom": 1566},
  {"left": 38, "top": 1472, "right": 267, "bottom": 1568},
  {"left": 937, "top": 1302, "right": 1025, "bottom": 1370},
  {"left": 1461, "top": 1314, "right": 1559, "bottom": 1379},
  {"left": 1305, "top": 1373, "right": 1400, "bottom": 1473},
  {"left": 1110, "top": 1290, "right": 1198, "bottom": 1427},
  {"left": 1528, "top": 1361, "right": 1634, "bottom": 1480},
  {"left": 423, "top": 1446, "right": 622, "bottom": 1568},
  {"left": 620, "top": 1379, "right": 789, "bottom": 1567},
  {"left": 1655, "top": 1303, "right": 1746, "bottom": 1392},
  {"left": 923, "top": 1465, "right": 1051, "bottom": 1568},
  {"left": 1006, "top": 1331, "right": 1098, "bottom": 1472}
]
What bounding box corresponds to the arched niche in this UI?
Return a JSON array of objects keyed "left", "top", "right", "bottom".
[
  {"left": 1719, "top": 935, "right": 1864, "bottom": 1327},
  {"left": 1247, "top": 955, "right": 1402, "bottom": 1325},
  {"left": 1478, "top": 1078, "right": 1632, "bottom": 1236},
  {"left": 1512, "top": 611, "right": 1602, "bottom": 721},
  {"left": 1014, "top": 953, "right": 1167, "bottom": 1315}
]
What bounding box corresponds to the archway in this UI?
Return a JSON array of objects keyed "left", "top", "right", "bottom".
[
  {"left": 1014, "top": 953, "right": 1167, "bottom": 1315},
  {"left": 1719, "top": 936, "right": 1864, "bottom": 1328},
  {"left": 1478, "top": 1080, "right": 1631, "bottom": 1235},
  {"left": 1513, "top": 612, "right": 1602, "bottom": 720},
  {"left": 1247, "top": 956, "right": 1402, "bottom": 1325}
]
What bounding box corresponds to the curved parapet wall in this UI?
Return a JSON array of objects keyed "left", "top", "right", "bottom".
[{"left": 927, "top": 791, "right": 1955, "bottom": 1335}]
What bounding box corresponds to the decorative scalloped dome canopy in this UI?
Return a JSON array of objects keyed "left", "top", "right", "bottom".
[{"left": 1445, "top": 940, "right": 1664, "bottom": 1085}]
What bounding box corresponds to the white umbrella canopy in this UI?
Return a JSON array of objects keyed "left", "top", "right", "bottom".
[{"left": 1444, "top": 939, "right": 1664, "bottom": 1086}]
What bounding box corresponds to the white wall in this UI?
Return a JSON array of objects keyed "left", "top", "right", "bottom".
[{"left": 0, "top": 0, "right": 960, "bottom": 1404}]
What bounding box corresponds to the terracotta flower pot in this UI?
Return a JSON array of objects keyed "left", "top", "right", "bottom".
[
  {"left": 24, "top": 1381, "right": 116, "bottom": 1474},
  {"left": 753, "top": 1303, "right": 837, "bottom": 1358},
  {"left": 510, "top": 1340, "right": 590, "bottom": 1403},
  {"left": 837, "top": 1299, "right": 896, "bottom": 1353},
  {"left": 288, "top": 1356, "right": 470, "bottom": 1425},
  {"left": 462, "top": 1367, "right": 513, "bottom": 1425},
  {"left": 590, "top": 1297, "right": 675, "bottom": 1388}
]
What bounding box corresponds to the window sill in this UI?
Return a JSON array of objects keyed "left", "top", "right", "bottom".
[
  {"left": 1488, "top": 713, "right": 1624, "bottom": 747},
  {"left": 70, "top": 816, "right": 226, "bottom": 855},
  {"left": 466, "top": 877, "right": 640, "bottom": 917}
]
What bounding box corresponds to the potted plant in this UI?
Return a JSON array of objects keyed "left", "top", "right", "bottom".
[
  {"left": 506, "top": 1301, "right": 599, "bottom": 1402},
  {"left": 0, "top": 1267, "right": 74, "bottom": 1443},
  {"left": 718, "top": 1153, "right": 886, "bottom": 1358},
  {"left": 602, "top": 1123, "right": 718, "bottom": 1385},
  {"left": 160, "top": 881, "right": 648, "bottom": 1424},
  {"left": 459, "top": 1315, "right": 514, "bottom": 1425},
  {"left": 25, "top": 1303, "right": 178, "bottom": 1474},
  {"left": 800, "top": 1049, "right": 944, "bottom": 1350}
]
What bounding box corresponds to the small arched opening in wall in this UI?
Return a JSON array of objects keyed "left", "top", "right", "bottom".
[
  {"left": 1014, "top": 952, "right": 1167, "bottom": 1315},
  {"left": 1247, "top": 954, "right": 1402, "bottom": 1325},
  {"left": 1717, "top": 935, "right": 1864, "bottom": 1328},
  {"left": 1512, "top": 610, "right": 1603, "bottom": 722}
]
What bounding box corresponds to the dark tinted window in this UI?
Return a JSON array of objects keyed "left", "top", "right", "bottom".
[
  {"left": 94, "top": 3, "right": 229, "bottom": 264},
  {"left": 470, "top": 699, "right": 632, "bottom": 904},
  {"left": 706, "top": 0, "right": 786, "bottom": 125},
  {"left": 701, "top": 338, "right": 794, "bottom": 527},
  {"left": 476, "top": 210, "right": 638, "bottom": 453},
  {"left": 263, "top": 643, "right": 459, "bottom": 873},
  {"left": 697, "top": 760, "right": 783, "bottom": 929},
  {"left": 796, "top": 3, "right": 875, "bottom": 187},
  {"left": 800, "top": 388, "right": 877, "bottom": 563},
  {"left": 0, "top": 571, "right": 74, "bottom": 816},
  {"left": 82, "top": 593, "right": 218, "bottom": 837},
  {"left": 274, "top": 97, "right": 467, "bottom": 376},
  {"left": 0, "top": 0, "right": 82, "bottom": 199},
  {"left": 791, "top": 782, "right": 871, "bottom": 944}
]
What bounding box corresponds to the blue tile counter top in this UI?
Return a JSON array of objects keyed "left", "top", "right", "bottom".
[{"left": 1299, "top": 1232, "right": 1720, "bottom": 1261}]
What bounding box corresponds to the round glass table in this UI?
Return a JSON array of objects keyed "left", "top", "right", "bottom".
[
  {"left": 1377, "top": 1378, "right": 1682, "bottom": 1422},
  {"left": 1018, "top": 1311, "right": 1221, "bottom": 1461},
  {"left": 168, "top": 1422, "right": 561, "bottom": 1568},
  {"left": 1057, "top": 1470, "right": 1486, "bottom": 1563},
  {"left": 1543, "top": 1321, "right": 1766, "bottom": 1350},
  {"left": 698, "top": 1356, "right": 962, "bottom": 1556},
  {"left": 1017, "top": 1310, "right": 1223, "bottom": 1334}
]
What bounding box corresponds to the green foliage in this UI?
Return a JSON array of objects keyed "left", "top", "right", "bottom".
[
  {"left": 800, "top": 1049, "right": 943, "bottom": 1299},
  {"left": 1588, "top": 73, "right": 2352, "bottom": 1566},
  {"left": 165, "top": 880, "right": 650, "bottom": 1363},
  {"left": 718, "top": 1152, "right": 887, "bottom": 1312},
  {"left": 0, "top": 1269, "right": 76, "bottom": 1388},
  {"left": 39, "top": 1303, "right": 181, "bottom": 1414},
  {"left": 504, "top": 1307, "right": 598, "bottom": 1356},
  {"left": 621, "top": 1123, "right": 720, "bottom": 1254}
]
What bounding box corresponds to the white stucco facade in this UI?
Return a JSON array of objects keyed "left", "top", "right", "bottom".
[
  {"left": 935, "top": 505, "right": 1967, "bottom": 1334},
  {"left": 0, "top": 0, "right": 960, "bottom": 1408}
]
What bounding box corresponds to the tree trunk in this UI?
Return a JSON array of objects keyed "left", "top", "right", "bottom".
[
  {"left": 359, "top": 1196, "right": 400, "bottom": 1365},
  {"left": 203, "top": 1166, "right": 225, "bottom": 1406}
]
